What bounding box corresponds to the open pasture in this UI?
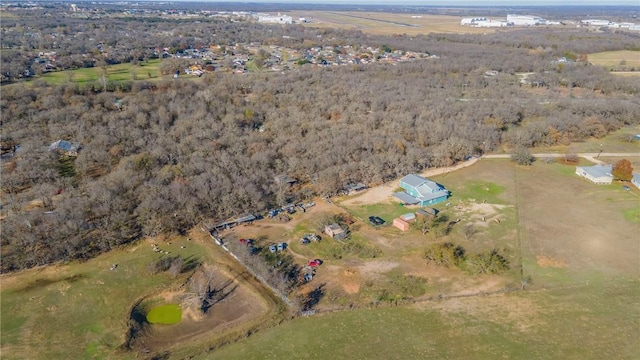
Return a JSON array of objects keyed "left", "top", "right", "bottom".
[
  {"left": 588, "top": 50, "right": 640, "bottom": 68},
  {"left": 209, "top": 278, "right": 640, "bottom": 360},
  {"left": 0, "top": 231, "right": 275, "bottom": 360},
  {"left": 39, "top": 59, "right": 163, "bottom": 85}
]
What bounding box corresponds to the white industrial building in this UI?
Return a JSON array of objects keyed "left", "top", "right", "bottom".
[
  {"left": 257, "top": 14, "right": 293, "bottom": 24},
  {"left": 507, "top": 14, "right": 547, "bottom": 26},
  {"left": 475, "top": 19, "right": 509, "bottom": 28},
  {"left": 581, "top": 19, "right": 612, "bottom": 26}
]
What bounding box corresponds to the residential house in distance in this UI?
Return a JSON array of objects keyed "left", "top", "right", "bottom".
[
  {"left": 274, "top": 174, "right": 297, "bottom": 186},
  {"left": 324, "top": 223, "right": 346, "bottom": 240},
  {"left": 345, "top": 182, "right": 367, "bottom": 195},
  {"left": 394, "top": 174, "right": 449, "bottom": 206},
  {"left": 632, "top": 172, "right": 640, "bottom": 189},
  {"left": 49, "top": 140, "right": 79, "bottom": 157},
  {"left": 575, "top": 164, "right": 613, "bottom": 185}
]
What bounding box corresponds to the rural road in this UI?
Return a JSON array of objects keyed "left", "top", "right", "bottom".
[
  {"left": 342, "top": 152, "right": 640, "bottom": 206},
  {"left": 484, "top": 153, "right": 640, "bottom": 159},
  {"left": 484, "top": 152, "right": 640, "bottom": 164}
]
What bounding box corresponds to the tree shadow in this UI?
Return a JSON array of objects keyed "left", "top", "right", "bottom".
[
  {"left": 123, "top": 300, "right": 152, "bottom": 350},
  {"left": 304, "top": 283, "right": 325, "bottom": 311},
  {"left": 180, "top": 255, "right": 201, "bottom": 273},
  {"left": 201, "top": 280, "right": 239, "bottom": 313}
]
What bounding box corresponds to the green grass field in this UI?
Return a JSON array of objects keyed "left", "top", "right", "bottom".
[
  {"left": 208, "top": 278, "right": 640, "bottom": 360},
  {"left": 0, "top": 237, "right": 205, "bottom": 359},
  {"left": 39, "top": 59, "right": 163, "bottom": 85},
  {"left": 342, "top": 201, "right": 412, "bottom": 225},
  {"left": 147, "top": 304, "right": 182, "bottom": 324}
]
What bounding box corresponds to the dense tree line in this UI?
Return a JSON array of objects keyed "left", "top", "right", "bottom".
[{"left": 2, "top": 9, "right": 640, "bottom": 272}]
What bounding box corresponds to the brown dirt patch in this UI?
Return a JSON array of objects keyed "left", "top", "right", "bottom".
[
  {"left": 455, "top": 202, "right": 511, "bottom": 226},
  {"left": 342, "top": 281, "right": 360, "bottom": 294},
  {"left": 420, "top": 293, "right": 546, "bottom": 333},
  {"left": 536, "top": 255, "right": 568, "bottom": 268}
]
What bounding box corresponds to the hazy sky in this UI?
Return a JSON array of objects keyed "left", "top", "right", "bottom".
[{"left": 201, "top": 0, "right": 639, "bottom": 5}]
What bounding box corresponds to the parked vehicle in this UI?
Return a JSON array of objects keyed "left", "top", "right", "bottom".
[
  {"left": 368, "top": 216, "right": 385, "bottom": 226},
  {"left": 308, "top": 259, "right": 323, "bottom": 267}
]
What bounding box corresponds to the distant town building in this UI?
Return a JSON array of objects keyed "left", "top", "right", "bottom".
[
  {"left": 581, "top": 19, "right": 612, "bottom": 27},
  {"left": 258, "top": 14, "right": 293, "bottom": 24},
  {"left": 507, "top": 14, "right": 547, "bottom": 26}
]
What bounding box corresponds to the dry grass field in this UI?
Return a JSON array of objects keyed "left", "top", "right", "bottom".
[
  {"left": 588, "top": 50, "right": 640, "bottom": 68},
  {"left": 287, "top": 11, "right": 494, "bottom": 35},
  {"left": 588, "top": 50, "right": 640, "bottom": 76}
]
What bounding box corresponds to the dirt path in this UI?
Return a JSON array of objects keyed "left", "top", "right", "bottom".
[{"left": 342, "top": 157, "right": 481, "bottom": 206}]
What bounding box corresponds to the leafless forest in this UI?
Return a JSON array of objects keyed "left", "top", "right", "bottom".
[{"left": 1, "top": 6, "right": 639, "bottom": 272}]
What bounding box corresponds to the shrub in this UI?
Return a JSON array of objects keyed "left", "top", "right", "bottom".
[
  {"left": 423, "top": 242, "right": 465, "bottom": 268},
  {"left": 511, "top": 147, "right": 535, "bottom": 166}
]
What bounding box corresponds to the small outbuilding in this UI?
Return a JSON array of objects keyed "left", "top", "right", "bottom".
[
  {"left": 324, "top": 223, "right": 346, "bottom": 240},
  {"left": 416, "top": 208, "right": 438, "bottom": 219},
  {"left": 399, "top": 213, "right": 416, "bottom": 223},
  {"left": 393, "top": 218, "right": 410, "bottom": 232}
]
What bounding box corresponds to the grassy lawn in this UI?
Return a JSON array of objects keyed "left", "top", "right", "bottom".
[
  {"left": 39, "top": 59, "right": 163, "bottom": 85},
  {"left": 341, "top": 200, "right": 412, "bottom": 225},
  {"left": 0, "top": 236, "right": 206, "bottom": 360},
  {"left": 208, "top": 278, "right": 640, "bottom": 360}
]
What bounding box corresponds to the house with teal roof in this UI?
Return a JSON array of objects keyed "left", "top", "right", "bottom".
[{"left": 393, "top": 174, "right": 449, "bottom": 206}]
